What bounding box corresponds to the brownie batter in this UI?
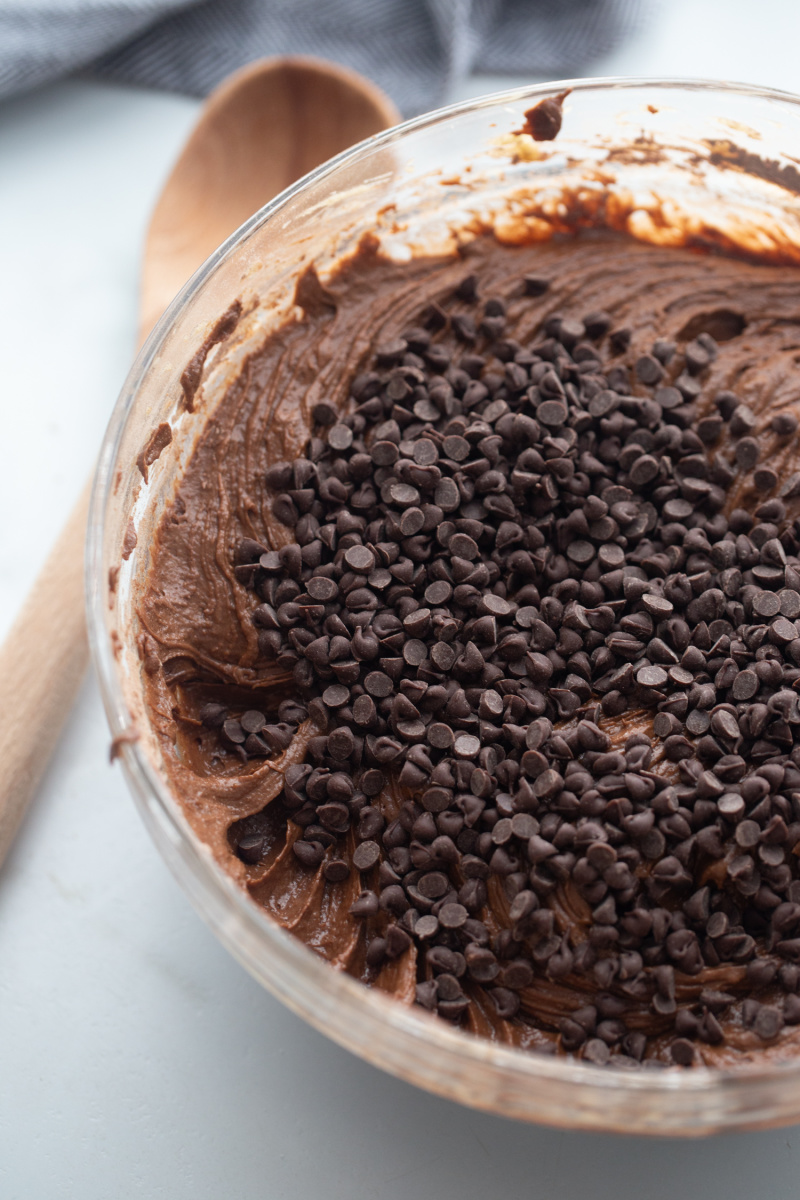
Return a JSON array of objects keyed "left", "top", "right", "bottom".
[{"left": 138, "top": 223, "right": 800, "bottom": 1068}]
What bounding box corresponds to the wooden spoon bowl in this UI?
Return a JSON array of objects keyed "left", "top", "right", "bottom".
[{"left": 140, "top": 56, "right": 400, "bottom": 338}]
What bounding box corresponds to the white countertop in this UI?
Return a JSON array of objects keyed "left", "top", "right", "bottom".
[{"left": 5, "top": 2, "right": 800, "bottom": 1195}]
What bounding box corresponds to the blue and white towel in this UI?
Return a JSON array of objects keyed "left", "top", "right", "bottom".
[{"left": 0, "top": 0, "right": 650, "bottom": 115}]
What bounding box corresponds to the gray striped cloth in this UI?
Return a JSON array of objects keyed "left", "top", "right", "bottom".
[{"left": 0, "top": 0, "right": 650, "bottom": 116}]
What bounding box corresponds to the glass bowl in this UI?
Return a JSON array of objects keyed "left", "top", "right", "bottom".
[{"left": 88, "top": 78, "right": 800, "bottom": 1135}]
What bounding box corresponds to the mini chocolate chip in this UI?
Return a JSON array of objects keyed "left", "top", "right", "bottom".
[
  {"left": 754, "top": 467, "right": 778, "bottom": 492},
  {"left": 772, "top": 412, "right": 798, "bottom": 435},
  {"left": 328, "top": 424, "right": 353, "bottom": 451},
  {"left": 636, "top": 665, "right": 668, "bottom": 688},
  {"left": 754, "top": 1006, "right": 783, "bottom": 1041},
  {"left": 425, "top": 580, "right": 453, "bottom": 606},
  {"left": 240, "top": 709, "right": 267, "bottom": 735},
  {"left": 350, "top": 890, "right": 379, "bottom": 917},
  {"left": 730, "top": 404, "right": 756, "bottom": 436},
  {"left": 454, "top": 734, "right": 481, "bottom": 759},
  {"left": 671, "top": 1039, "right": 695, "bottom": 1066},
  {"left": 200, "top": 702, "right": 227, "bottom": 728},
  {"left": 439, "top": 902, "right": 468, "bottom": 929},
  {"left": 583, "top": 1038, "right": 610, "bottom": 1065},
  {"left": 222, "top": 719, "right": 245, "bottom": 745},
  {"left": 636, "top": 355, "right": 663, "bottom": 385},
  {"left": 344, "top": 544, "right": 376, "bottom": 572},
  {"left": 365, "top": 672, "right": 393, "bottom": 698},
  {"left": 427, "top": 723, "right": 454, "bottom": 751},
  {"left": 322, "top": 684, "right": 350, "bottom": 708},
  {"left": 523, "top": 275, "right": 550, "bottom": 296},
  {"left": 236, "top": 834, "right": 265, "bottom": 864},
  {"left": 293, "top": 840, "right": 325, "bottom": 868},
  {"left": 353, "top": 840, "right": 381, "bottom": 871},
  {"left": 538, "top": 400, "right": 568, "bottom": 427},
  {"left": 324, "top": 859, "right": 350, "bottom": 883}
]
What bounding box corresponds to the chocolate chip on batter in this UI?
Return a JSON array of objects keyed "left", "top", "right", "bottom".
[
  {"left": 236, "top": 833, "right": 265, "bottom": 864},
  {"left": 754, "top": 1006, "right": 784, "bottom": 1041},
  {"left": 350, "top": 890, "right": 379, "bottom": 917},
  {"left": 754, "top": 467, "right": 778, "bottom": 492},
  {"left": 635, "top": 354, "right": 663, "bottom": 386},
  {"left": 222, "top": 718, "right": 245, "bottom": 745},
  {"left": 353, "top": 840, "right": 381, "bottom": 872},
  {"left": 730, "top": 404, "right": 757, "bottom": 437},
  {"left": 293, "top": 840, "right": 325, "bottom": 868},
  {"left": 583, "top": 1038, "right": 610, "bottom": 1065},
  {"left": 240, "top": 709, "right": 267, "bottom": 734},
  {"left": 671, "top": 1039, "right": 695, "bottom": 1067},
  {"left": 735, "top": 437, "right": 759, "bottom": 470},
  {"left": 324, "top": 859, "right": 351, "bottom": 883},
  {"left": 312, "top": 402, "right": 338, "bottom": 426},
  {"left": 200, "top": 702, "right": 227, "bottom": 728},
  {"left": 772, "top": 412, "right": 799, "bottom": 436}
]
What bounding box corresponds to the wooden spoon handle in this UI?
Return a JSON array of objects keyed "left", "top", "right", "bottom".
[{"left": 0, "top": 480, "right": 90, "bottom": 864}]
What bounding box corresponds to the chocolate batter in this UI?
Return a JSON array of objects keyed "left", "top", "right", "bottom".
[{"left": 138, "top": 224, "right": 800, "bottom": 1067}]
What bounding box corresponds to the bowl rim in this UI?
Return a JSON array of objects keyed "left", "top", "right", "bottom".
[{"left": 86, "top": 74, "right": 800, "bottom": 1132}]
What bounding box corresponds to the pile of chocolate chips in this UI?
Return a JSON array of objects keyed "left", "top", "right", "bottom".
[{"left": 218, "top": 269, "right": 800, "bottom": 1067}]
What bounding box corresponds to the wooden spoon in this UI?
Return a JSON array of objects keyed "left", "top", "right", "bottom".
[
  {"left": 141, "top": 57, "right": 400, "bottom": 339},
  {"left": 0, "top": 56, "right": 399, "bottom": 865}
]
